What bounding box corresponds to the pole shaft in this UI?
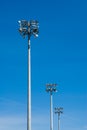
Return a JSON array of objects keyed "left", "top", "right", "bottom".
[
  {"left": 27, "top": 38, "right": 31, "bottom": 130},
  {"left": 58, "top": 115, "right": 60, "bottom": 130},
  {"left": 50, "top": 93, "right": 53, "bottom": 130}
]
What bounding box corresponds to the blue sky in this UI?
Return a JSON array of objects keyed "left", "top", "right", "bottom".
[{"left": 0, "top": 0, "right": 87, "bottom": 130}]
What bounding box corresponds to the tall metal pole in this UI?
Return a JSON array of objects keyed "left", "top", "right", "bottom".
[
  {"left": 58, "top": 113, "right": 60, "bottom": 130},
  {"left": 46, "top": 83, "right": 57, "bottom": 130},
  {"left": 28, "top": 36, "right": 31, "bottom": 130},
  {"left": 18, "top": 20, "right": 39, "bottom": 130},
  {"left": 50, "top": 93, "right": 53, "bottom": 130},
  {"left": 55, "top": 107, "right": 63, "bottom": 130}
]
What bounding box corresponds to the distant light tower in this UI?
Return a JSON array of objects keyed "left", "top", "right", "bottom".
[
  {"left": 18, "top": 20, "right": 39, "bottom": 130},
  {"left": 55, "top": 107, "right": 63, "bottom": 130},
  {"left": 46, "top": 83, "right": 57, "bottom": 130}
]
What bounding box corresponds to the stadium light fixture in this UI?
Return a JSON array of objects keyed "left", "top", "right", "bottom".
[
  {"left": 46, "top": 83, "right": 57, "bottom": 130},
  {"left": 18, "top": 20, "right": 39, "bottom": 130},
  {"left": 55, "top": 107, "right": 63, "bottom": 130}
]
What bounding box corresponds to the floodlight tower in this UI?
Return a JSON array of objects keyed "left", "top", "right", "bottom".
[
  {"left": 55, "top": 107, "right": 63, "bottom": 130},
  {"left": 18, "top": 20, "right": 39, "bottom": 130},
  {"left": 46, "top": 83, "right": 57, "bottom": 130}
]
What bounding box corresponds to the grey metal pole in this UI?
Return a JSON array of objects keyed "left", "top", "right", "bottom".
[
  {"left": 18, "top": 20, "right": 39, "bottom": 130},
  {"left": 55, "top": 107, "right": 63, "bottom": 130},
  {"left": 50, "top": 93, "right": 53, "bottom": 130},
  {"left": 58, "top": 114, "right": 60, "bottom": 130},
  {"left": 46, "top": 84, "right": 57, "bottom": 130},
  {"left": 28, "top": 37, "right": 31, "bottom": 130}
]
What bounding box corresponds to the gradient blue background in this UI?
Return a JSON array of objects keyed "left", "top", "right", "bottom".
[{"left": 0, "top": 0, "right": 87, "bottom": 130}]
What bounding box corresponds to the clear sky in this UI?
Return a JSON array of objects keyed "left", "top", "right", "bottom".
[{"left": 0, "top": 0, "right": 87, "bottom": 130}]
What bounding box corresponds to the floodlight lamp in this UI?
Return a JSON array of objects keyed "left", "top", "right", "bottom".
[
  {"left": 30, "top": 20, "right": 39, "bottom": 25},
  {"left": 18, "top": 20, "right": 21, "bottom": 24},
  {"left": 33, "top": 33, "right": 38, "bottom": 38},
  {"left": 33, "top": 28, "right": 38, "bottom": 33},
  {"left": 46, "top": 88, "right": 50, "bottom": 92},
  {"left": 60, "top": 111, "right": 63, "bottom": 114},
  {"left": 32, "top": 29, "right": 39, "bottom": 37},
  {"left": 53, "top": 88, "right": 56, "bottom": 91},
  {"left": 21, "top": 20, "right": 28, "bottom": 27},
  {"left": 55, "top": 108, "right": 57, "bottom": 110},
  {"left": 19, "top": 28, "right": 22, "bottom": 32},
  {"left": 35, "top": 34, "right": 38, "bottom": 37}
]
